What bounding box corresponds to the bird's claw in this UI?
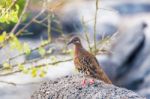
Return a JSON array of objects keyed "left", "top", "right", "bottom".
[
  {"left": 81, "top": 79, "right": 86, "bottom": 87},
  {"left": 89, "top": 79, "right": 95, "bottom": 85}
]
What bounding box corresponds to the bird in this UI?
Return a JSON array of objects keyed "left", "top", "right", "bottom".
[{"left": 67, "top": 36, "right": 112, "bottom": 86}]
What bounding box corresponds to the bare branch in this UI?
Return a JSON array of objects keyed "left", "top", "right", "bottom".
[
  {"left": 47, "top": 14, "right": 51, "bottom": 42},
  {"left": 0, "top": 80, "right": 17, "bottom": 86},
  {"left": 93, "top": 0, "right": 99, "bottom": 55},
  {"left": 0, "top": 79, "right": 42, "bottom": 86},
  {"left": 0, "top": 0, "right": 46, "bottom": 50},
  {"left": 82, "top": 17, "right": 92, "bottom": 52},
  {"left": 6, "top": 0, "right": 18, "bottom": 12},
  {"left": 0, "top": 58, "right": 72, "bottom": 77},
  {"left": 16, "top": 9, "right": 46, "bottom": 36},
  {"left": 0, "top": 40, "right": 51, "bottom": 69},
  {"left": 11, "top": 0, "right": 30, "bottom": 33}
]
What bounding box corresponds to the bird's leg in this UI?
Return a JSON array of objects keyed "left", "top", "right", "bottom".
[
  {"left": 81, "top": 78, "right": 86, "bottom": 87},
  {"left": 89, "top": 79, "right": 95, "bottom": 85}
]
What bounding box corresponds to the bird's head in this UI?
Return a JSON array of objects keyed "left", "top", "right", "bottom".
[{"left": 67, "top": 36, "right": 81, "bottom": 45}]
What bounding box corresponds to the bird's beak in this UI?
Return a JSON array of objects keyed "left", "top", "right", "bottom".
[{"left": 67, "top": 40, "right": 73, "bottom": 46}]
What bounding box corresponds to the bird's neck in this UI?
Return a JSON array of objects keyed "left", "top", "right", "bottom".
[{"left": 74, "top": 43, "right": 84, "bottom": 57}]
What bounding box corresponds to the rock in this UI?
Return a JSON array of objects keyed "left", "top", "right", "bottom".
[
  {"left": 99, "top": 23, "right": 150, "bottom": 98},
  {"left": 139, "top": 73, "right": 150, "bottom": 99},
  {"left": 135, "top": 53, "right": 150, "bottom": 98},
  {"left": 113, "top": 3, "right": 150, "bottom": 15},
  {"left": 114, "top": 23, "right": 145, "bottom": 79},
  {"left": 31, "top": 74, "right": 145, "bottom": 99},
  {"left": 101, "top": 23, "right": 146, "bottom": 81}
]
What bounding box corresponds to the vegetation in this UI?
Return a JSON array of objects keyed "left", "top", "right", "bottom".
[{"left": 0, "top": 0, "right": 116, "bottom": 84}]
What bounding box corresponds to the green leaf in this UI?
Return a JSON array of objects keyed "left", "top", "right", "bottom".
[
  {"left": 3, "top": 62, "right": 11, "bottom": 69},
  {"left": 18, "top": 64, "right": 29, "bottom": 74},
  {"left": 18, "top": 64, "right": 24, "bottom": 70},
  {"left": 41, "top": 40, "right": 49, "bottom": 46},
  {"left": 47, "top": 48, "right": 53, "bottom": 54},
  {"left": 31, "top": 68, "right": 38, "bottom": 77},
  {"left": 38, "top": 47, "right": 46, "bottom": 56},
  {"left": 50, "top": 56, "right": 57, "bottom": 63},
  {"left": 23, "top": 43, "right": 31, "bottom": 55},
  {"left": 10, "top": 10, "right": 18, "bottom": 23},
  {"left": 16, "top": 0, "right": 25, "bottom": 15},
  {"left": 39, "top": 67, "right": 46, "bottom": 77},
  {"left": 0, "top": 0, "right": 20, "bottom": 24},
  {"left": 22, "top": 68, "right": 29, "bottom": 74},
  {"left": 0, "top": 31, "right": 6, "bottom": 43},
  {"left": 9, "top": 34, "right": 23, "bottom": 52},
  {"left": 62, "top": 49, "right": 73, "bottom": 55},
  {"left": 15, "top": 4, "right": 19, "bottom": 11},
  {"left": 39, "top": 71, "right": 46, "bottom": 77}
]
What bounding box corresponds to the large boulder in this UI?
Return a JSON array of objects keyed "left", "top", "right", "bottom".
[
  {"left": 100, "top": 23, "right": 150, "bottom": 98},
  {"left": 31, "top": 75, "right": 145, "bottom": 99},
  {"left": 101, "top": 23, "right": 146, "bottom": 85}
]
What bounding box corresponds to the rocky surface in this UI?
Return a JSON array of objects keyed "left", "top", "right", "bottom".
[
  {"left": 100, "top": 23, "right": 150, "bottom": 98},
  {"left": 31, "top": 75, "right": 145, "bottom": 99},
  {"left": 101, "top": 23, "right": 146, "bottom": 81}
]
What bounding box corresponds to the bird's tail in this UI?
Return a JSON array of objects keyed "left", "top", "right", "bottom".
[{"left": 97, "top": 69, "right": 112, "bottom": 84}]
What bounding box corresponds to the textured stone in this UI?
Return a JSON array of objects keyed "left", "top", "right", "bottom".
[
  {"left": 31, "top": 75, "right": 145, "bottom": 99},
  {"left": 101, "top": 23, "right": 146, "bottom": 82}
]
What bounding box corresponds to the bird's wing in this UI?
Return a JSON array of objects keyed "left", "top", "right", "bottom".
[
  {"left": 78, "top": 54, "right": 112, "bottom": 84},
  {"left": 91, "top": 55, "right": 112, "bottom": 84}
]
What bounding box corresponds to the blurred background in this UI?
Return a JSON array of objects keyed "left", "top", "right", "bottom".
[{"left": 0, "top": 0, "right": 150, "bottom": 99}]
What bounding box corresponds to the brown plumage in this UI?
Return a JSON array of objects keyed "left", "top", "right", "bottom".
[{"left": 68, "top": 36, "right": 112, "bottom": 84}]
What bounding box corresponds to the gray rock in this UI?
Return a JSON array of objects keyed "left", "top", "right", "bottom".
[
  {"left": 101, "top": 23, "right": 146, "bottom": 82},
  {"left": 31, "top": 75, "right": 145, "bottom": 99},
  {"left": 113, "top": 3, "right": 150, "bottom": 15},
  {"left": 100, "top": 23, "right": 150, "bottom": 98}
]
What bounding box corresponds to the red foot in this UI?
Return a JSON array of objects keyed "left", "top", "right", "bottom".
[
  {"left": 81, "top": 79, "right": 86, "bottom": 87},
  {"left": 89, "top": 79, "right": 95, "bottom": 85}
]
